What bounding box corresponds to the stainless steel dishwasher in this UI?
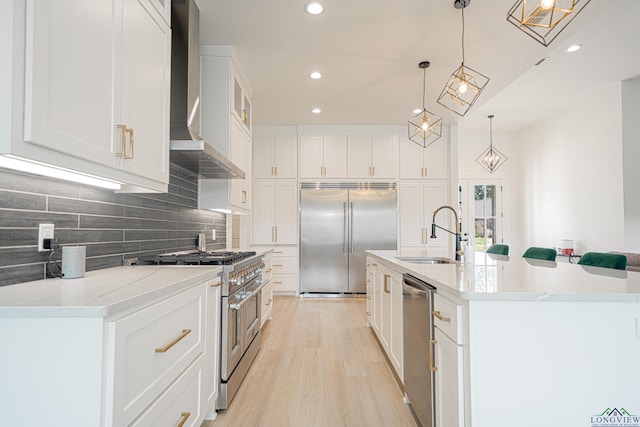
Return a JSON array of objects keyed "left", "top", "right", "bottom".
[{"left": 403, "top": 273, "right": 436, "bottom": 427}]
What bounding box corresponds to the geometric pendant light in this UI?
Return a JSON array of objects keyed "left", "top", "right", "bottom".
[
  {"left": 506, "top": 0, "right": 592, "bottom": 47},
  {"left": 476, "top": 115, "right": 508, "bottom": 173},
  {"left": 408, "top": 61, "right": 443, "bottom": 148},
  {"left": 437, "top": 0, "right": 490, "bottom": 117}
]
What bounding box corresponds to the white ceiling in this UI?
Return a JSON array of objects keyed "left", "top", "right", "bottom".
[{"left": 197, "top": 0, "right": 640, "bottom": 130}]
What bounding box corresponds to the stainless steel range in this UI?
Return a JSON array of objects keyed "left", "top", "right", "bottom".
[{"left": 137, "top": 250, "right": 266, "bottom": 410}]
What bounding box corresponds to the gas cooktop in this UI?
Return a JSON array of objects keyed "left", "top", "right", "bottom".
[{"left": 137, "top": 251, "right": 257, "bottom": 266}]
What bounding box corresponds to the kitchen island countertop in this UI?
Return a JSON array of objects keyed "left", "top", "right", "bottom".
[
  {"left": 367, "top": 249, "right": 640, "bottom": 302},
  {"left": 0, "top": 265, "right": 222, "bottom": 317}
]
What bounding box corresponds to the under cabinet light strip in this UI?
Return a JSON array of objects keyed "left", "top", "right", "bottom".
[{"left": 0, "top": 155, "right": 122, "bottom": 190}]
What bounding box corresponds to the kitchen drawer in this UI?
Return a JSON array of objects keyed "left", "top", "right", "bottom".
[
  {"left": 433, "top": 293, "right": 464, "bottom": 345},
  {"left": 130, "top": 356, "right": 204, "bottom": 427},
  {"left": 366, "top": 284, "right": 372, "bottom": 320},
  {"left": 109, "top": 285, "right": 205, "bottom": 426},
  {"left": 272, "top": 273, "right": 297, "bottom": 293},
  {"left": 270, "top": 246, "right": 298, "bottom": 257},
  {"left": 271, "top": 258, "right": 297, "bottom": 274}
]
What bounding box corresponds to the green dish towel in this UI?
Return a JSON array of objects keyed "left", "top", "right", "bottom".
[
  {"left": 578, "top": 252, "right": 627, "bottom": 270},
  {"left": 522, "top": 247, "right": 556, "bottom": 261},
  {"left": 486, "top": 244, "right": 509, "bottom": 255}
]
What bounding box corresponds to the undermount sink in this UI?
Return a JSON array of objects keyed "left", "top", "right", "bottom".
[{"left": 394, "top": 256, "right": 456, "bottom": 264}]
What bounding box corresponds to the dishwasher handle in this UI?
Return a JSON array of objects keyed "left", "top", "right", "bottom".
[{"left": 402, "top": 274, "right": 436, "bottom": 294}]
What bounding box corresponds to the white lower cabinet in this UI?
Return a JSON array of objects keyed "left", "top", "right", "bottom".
[
  {"left": 270, "top": 246, "right": 299, "bottom": 295},
  {"left": 434, "top": 328, "right": 465, "bottom": 427},
  {"left": 369, "top": 261, "right": 403, "bottom": 380},
  {"left": 203, "top": 278, "right": 221, "bottom": 418},
  {"left": 107, "top": 285, "right": 206, "bottom": 426},
  {"left": 260, "top": 251, "right": 274, "bottom": 327}
]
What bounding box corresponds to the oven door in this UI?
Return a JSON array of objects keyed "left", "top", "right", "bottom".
[
  {"left": 241, "top": 277, "right": 264, "bottom": 347},
  {"left": 221, "top": 291, "right": 245, "bottom": 382}
]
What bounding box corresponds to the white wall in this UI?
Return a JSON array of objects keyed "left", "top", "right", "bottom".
[
  {"left": 622, "top": 80, "right": 640, "bottom": 252},
  {"left": 509, "top": 82, "right": 624, "bottom": 256}
]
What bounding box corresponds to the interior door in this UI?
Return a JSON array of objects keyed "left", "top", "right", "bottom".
[
  {"left": 348, "top": 190, "right": 397, "bottom": 293},
  {"left": 300, "top": 190, "right": 349, "bottom": 293}
]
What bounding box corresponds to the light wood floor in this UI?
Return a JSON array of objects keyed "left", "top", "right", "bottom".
[{"left": 203, "top": 296, "right": 417, "bottom": 427}]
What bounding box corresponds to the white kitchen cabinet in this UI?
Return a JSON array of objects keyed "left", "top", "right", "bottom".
[
  {"left": 347, "top": 136, "right": 397, "bottom": 178},
  {"left": 299, "top": 135, "right": 348, "bottom": 179},
  {"left": 253, "top": 136, "right": 298, "bottom": 179},
  {"left": 0, "top": 268, "right": 220, "bottom": 427},
  {"left": 10, "top": 0, "right": 170, "bottom": 192},
  {"left": 270, "top": 246, "right": 299, "bottom": 295},
  {"left": 399, "top": 133, "right": 449, "bottom": 179},
  {"left": 366, "top": 258, "right": 375, "bottom": 326},
  {"left": 203, "top": 277, "right": 221, "bottom": 418},
  {"left": 199, "top": 50, "right": 253, "bottom": 213},
  {"left": 260, "top": 251, "right": 274, "bottom": 328},
  {"left": 371, "top": 262, "right": 403, "bottom": 380},
  {"left": 434, "top": 328, "right": 465, "bottom": 427},
  {"left": 252, "top": 181, "right": 297, "bottom": 245},
  {"left": 399, "top": 181, "right": 450, "bottom": 249},
  {"left": 233, "top": 75, "right": 252, "bottom": 135}
]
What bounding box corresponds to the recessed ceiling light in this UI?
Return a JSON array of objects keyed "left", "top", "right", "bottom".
[
  {"left": 310, "top": 71, "right": 322, "bottom": 79},
  {"left": 312, "top": 108, "right": 322, "bottom": 114},
  {"left": 566, "top": 44, "right": 582, "bottom": 53},
  {"left": 305, "top": 2, "right": 324, "bottom": 15},
  {"left": 412, "top": 108, "right": 422, "bottom": 114}
]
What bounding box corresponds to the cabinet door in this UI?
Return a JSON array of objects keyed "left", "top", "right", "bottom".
[
  {"left": 273, "top": 182, "right": 298, "bottom": 244},
  {"left": 299, "top": 136, "right": 324, "bottom": 178},
  {"left": 117, "top": 0, "right": 170, "bottom": 183},
  {"left": 347, "top": 136, "right": 372, "bottom": 178},
  {"left": 260, "top": 282, "right": 273, "bottom": 328},
  {"left": 372, "top": 262, "right": 381, "bottom": 334},
  {"left": 389, "top": 269, "right": 403, "bottom": 380},
  {"left": 379, "top": 269, "right": 392, "bottom": 351},
  {"left": 434, "top": 328, "right": 465, "bottom": 427},
  {"left": 399, "top": 183, "right": 426, "bottom": 247},
  {"left": 399, "top": 136, "right": 426, "bottom": 179},
  {"left": 323, "top": 136, "right": 348, "bottom": 178},
  {"left": 252, "top": 182, "right": 275, "bottom": 244},
  {"left": 424, "top": 182, "right": 450, "bottom": 247},
  {"left": 253, "top": 136, "right": 275, "bottom": 179},
  {"left": 203, "top": 279, "right": 221, "bottom": 413},
  {"left": 230, "top": 120, "right": 251, "bottom": 210},
  {"left": 423, "top": 137, "right": 449, "bottom": 180},
  {"left": 273, "top": 136, "right": 298, "bottom": 178},
  {"left": 371, "top": 136, "right": 397, "bottom": 178},
  {"left": 24, "top": 0, "right": 116, "bottom": 168}
]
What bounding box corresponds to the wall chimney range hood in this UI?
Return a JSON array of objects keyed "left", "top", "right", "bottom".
[{"left": 169, "top": 0, "right": 245, "bottom": 180}]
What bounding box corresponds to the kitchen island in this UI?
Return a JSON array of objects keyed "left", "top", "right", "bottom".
[
  {"left": 366, "top": 250, "right": 640, "bottom": 427},
  {"left": 0, "top": 265, "right": 222, "bottom": 427}
]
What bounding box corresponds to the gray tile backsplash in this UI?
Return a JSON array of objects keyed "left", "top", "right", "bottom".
[{"left": 0, "top": 165, "right": 226, "bottom": 286}]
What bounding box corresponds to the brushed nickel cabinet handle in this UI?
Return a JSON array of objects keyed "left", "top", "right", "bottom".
[
  {"left": 273, "top": 281, "right": 283, "bottom": 284},
  {"left": 273, "top": 264, "right": 283, "bottom": 267},
  {"left": 242, "top": 109, "right": 248, "bottom": 124},
  {"left": 275, "top": 166, "right": 278, "bottom": 176},
  {"left": 432, "top": 310, "right": 451, "bottom": 322},
  {"left": 266, "top": 299, "right": 272, "bottom": 306},
  {"left": 242, "top": 190, "right": 247, "bottom": 204},
  {"left": 372, "top": 165, "right": 375, "bottom": 176},
  {"left": 383, "top": 274, "right": 390, "bottom": 294},
  {"left": 177, "top": 412, "right": 191, "bottom": 427},
  {"left": 155, "top": 329, "right": 191, "bottom": 353},
  {"left": 210, "top": 280, "right": 222, "bottom": 288},
  {"left": 429, "top": 339, "right": 438, "bottom": 372}
]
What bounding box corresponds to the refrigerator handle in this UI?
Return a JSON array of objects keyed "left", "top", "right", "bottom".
[
  {"left": 350, "top": 202, "right": 354, "bottom": 253},
  {"left": 343, "top": 202, "right": 348, "bottom": 253}
]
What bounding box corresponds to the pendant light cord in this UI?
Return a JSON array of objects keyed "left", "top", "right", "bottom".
[
  {"left": 489, "top": 115, "right": 494, "bottom": 148},
  {"left": 422, "top": 67, "right": 427, "bottom": 109},
  {"left": 461, "top": 7, "right": 466, "bottom": 65}
]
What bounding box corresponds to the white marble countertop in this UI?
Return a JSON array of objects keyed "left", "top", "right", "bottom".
[
  {"left": 0, "top": 265, "right": 222, "bottom": 317},
  {"left": 367, "top": 250, "right": 640, "bottom": 302}
]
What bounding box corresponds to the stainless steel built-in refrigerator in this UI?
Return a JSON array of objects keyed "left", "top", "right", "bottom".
[{"left": 300, "top": 183, "right": 397, "bottom": 294}]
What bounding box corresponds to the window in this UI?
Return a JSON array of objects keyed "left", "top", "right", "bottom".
[{"left": 473, "top": 184, "right": 498, "bottom": 251}]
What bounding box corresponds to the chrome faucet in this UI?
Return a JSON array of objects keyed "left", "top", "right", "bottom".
[{"left": 431, "top": 205, "right": 464, "bottom": 261}]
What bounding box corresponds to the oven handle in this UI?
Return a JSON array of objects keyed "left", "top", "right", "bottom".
[{"left": 229, "top": 280, "right": 268, "bottom": 310}]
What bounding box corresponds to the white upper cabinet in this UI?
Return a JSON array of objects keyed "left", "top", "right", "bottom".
[
  {"left": 199, "top": 49, "right": 253, "bottom": 213},
  {"left": 399, "top": 131, "right": 449, "bottom": 179},
  {"left": 347, "top": 136, "right": 397, "bottom": 178},
  {"left": 253, "top": 136, "right": 297, "bottom": 179},
  {"left": 399, "top": 181, "right": 450, "bottom": 248},
  {"left": 252, "top": 181, "right": 298, "bottom": 245},
  {"left": 9, "top": 0, "right": 170, "bottom": 192},
  {"left": 299, "top": 135, "right": 347, "bottom": 179},
  {"left": 233, "top": 76, "right": 252, "bottom": 135}
]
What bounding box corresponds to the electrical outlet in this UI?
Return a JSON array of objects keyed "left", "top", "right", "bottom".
[
  {"left": 38, "top": 223, "right": 55, "bottom": 252},
  {"left": 212, "top": 229, "right": 216, "bottom": 240}
]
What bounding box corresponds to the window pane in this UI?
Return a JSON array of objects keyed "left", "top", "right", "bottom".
[
  {"left": 486, "top": 185, "right": 496, "bottom": 217},
  {"left": 486, "top": 218, "right": 496, "bottom": 246},
  {"left": 474, "top": 185, "right": 485, "bottom": 216},
  {"left": 474, "top": 218, "right": 485, "bottom": 250}
]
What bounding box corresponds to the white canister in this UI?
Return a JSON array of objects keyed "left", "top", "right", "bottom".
[
  {"left": 62, "top": 246, "right": 86, "bottom": 279},
  {"left": 464, "top": 244, "right": 475, "bottom": 263}
]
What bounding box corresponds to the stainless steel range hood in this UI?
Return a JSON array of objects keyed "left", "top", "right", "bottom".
[{"left": 169, "top": 0, "right": 245, "bottom": 179}]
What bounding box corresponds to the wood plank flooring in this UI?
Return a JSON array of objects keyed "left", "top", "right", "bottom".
[{"left": 203, "top": 296, "right": 416, "bottom": 427}]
